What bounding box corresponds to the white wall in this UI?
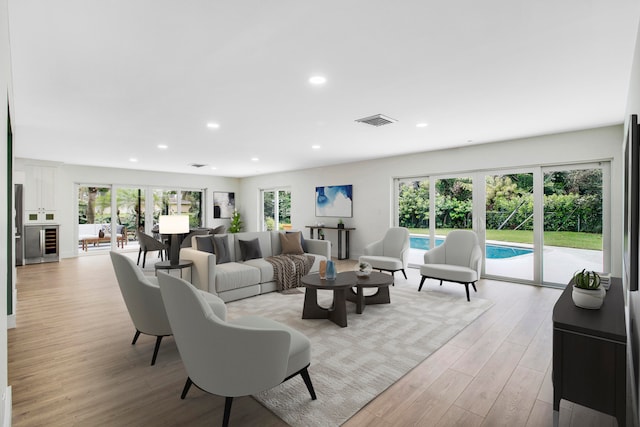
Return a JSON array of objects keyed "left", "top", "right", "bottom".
[
  {"left": 13, "top": 159, "right": 240, "bottom": 258},
  {"left": 1, "top": 0, "right": 10, "bottom": 422},
  {"left": 625, "top": 15, "right": 640, "bottom": 427},
  {"left": 240, "top": 125, "right": 623, "bottom": 266}
]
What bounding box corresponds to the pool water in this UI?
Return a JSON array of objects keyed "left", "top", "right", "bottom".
[{"left": 409, "top": 236, "right": 533, "bottom": 259}]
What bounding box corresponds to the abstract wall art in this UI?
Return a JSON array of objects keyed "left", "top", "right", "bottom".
[
  {"left": 213, "top": 192, "right": 235, "bottom": 219},
  {"left": 315, "top": 184, "right": 353, "bottom": 217}
]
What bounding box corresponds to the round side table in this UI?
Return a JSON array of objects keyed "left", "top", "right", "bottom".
[{"left": 154, "top": 260, "right": 193, "bottom": 280}]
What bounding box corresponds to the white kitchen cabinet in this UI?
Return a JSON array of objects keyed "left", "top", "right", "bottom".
[{"left": 24, "top": 165, "right": 58, "bottom": 223}]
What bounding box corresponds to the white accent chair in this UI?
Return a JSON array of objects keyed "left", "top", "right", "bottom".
[
  {"left": 157, "top": 272, "right": 317, "bottom": 427},
  {"left": 109, "top": 251, "right": 226, "bottom": 365},
  {"left": 418, "top": 230, "right": 482, "bottom": 301},
  {"left": 359, "top": 227, "right": 410, "bottom": 282}
]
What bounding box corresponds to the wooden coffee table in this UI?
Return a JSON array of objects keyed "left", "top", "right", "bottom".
[
  {"left": 344, "top": 271, "right": 393, "bottom": 314},
  {"left": 301, "top": 271, "right": 393, "bottom": 327}
]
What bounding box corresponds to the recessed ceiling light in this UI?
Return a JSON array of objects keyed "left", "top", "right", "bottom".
[
  {"left": 210, "top": 166, "right": 217, "bottom": 170},
  {"left": 207, "top": 122, "right": 220, "bottom": 129},
  {"left": 129, "top": 158, "right": 138, "bottom": 163},
  {"left": 251, "top": 157, "right": 259, "bottom": 162},
  {"left": 312, "top": 145, "right": 321, "bottom": 150},
  {"left": 309, "top": 75, "right": 327, "bottom": 85},
  {"left": 157, "top": 144, "right": 168, "bottom": 149},
  {"left": 416, "top": 123, "right": 429, "bottom": 128}
]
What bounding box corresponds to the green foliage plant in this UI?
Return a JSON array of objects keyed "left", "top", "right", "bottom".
[
  {"left": 265, "top": 217, "right": 275, "bottom": 231},
  {"left": 573, "top": 269, "right": 601, "bottom": 290},
  {"left": 229, "top": 210, "right": 243, "bottom": 233}
]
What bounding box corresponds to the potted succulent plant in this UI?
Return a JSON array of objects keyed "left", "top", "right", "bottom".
[
  {"left": 337, "top": 219, "right": 344, "bottom": 229},
  {"left": 572, "top": 269, "right": 605, "bottom": 309},
  {"left": 357, "top": 261, "right": 372, "bottom": 278}
]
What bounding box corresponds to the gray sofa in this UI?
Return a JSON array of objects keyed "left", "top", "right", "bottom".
[{"left": 180, "top": 230, "right": 331, "bottom": 302}]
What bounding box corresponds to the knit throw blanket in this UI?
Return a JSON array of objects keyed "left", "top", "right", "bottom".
[{"left": 265, "top": 254, "right": 316, "bottom": 291}]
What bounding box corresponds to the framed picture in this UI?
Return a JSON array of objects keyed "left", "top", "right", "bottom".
[
  {"left": 624, "top": 114, "right": 639, "bottom": 292},
  {"left": 213, "top": 192, "right": 235, "bottom": 219},
  {"left": 315, "top": 184, "right": 353, "bottom": 217}
]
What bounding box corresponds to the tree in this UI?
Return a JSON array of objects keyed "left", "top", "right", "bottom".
[{"left": 398, "top": 180, "right": 429, "bottom": 228}]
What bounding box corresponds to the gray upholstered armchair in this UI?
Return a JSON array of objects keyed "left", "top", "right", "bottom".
[
  {"left": 418, "top": 230, "right": 482, "bottom": 301},
  {"left": 109, "top": 251, "right": 226, "bottom": 365},
  {"left": 136, "top": 230, "right": 168, "bottom": 268},
  {"left": 359, "top": 227, "right": 410, "bottom": 281},
  {"left": 157, "top": 272, "right": 317, "bottom": 427}
]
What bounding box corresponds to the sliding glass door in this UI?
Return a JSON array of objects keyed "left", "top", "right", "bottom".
[
  {"left": 77, "top": 185, "right": 204, "bottom": 254},
  {"left": 395, "top": 162, "right": 610, "bottom": 287},
  {"left": 77, "top": 185, "right": 112, "bottom": 253},
  {"left": 542, "top": 165, "right": 606, "bottom": 285},
  {"left": 435, "top": 176, "right": 473, "bottom": 237},
  {"left": 398, "top": 178, "right": 429, "bottom": 265},
  {"left": 484, "top": 172, "right": 534, "bottom": 281}
]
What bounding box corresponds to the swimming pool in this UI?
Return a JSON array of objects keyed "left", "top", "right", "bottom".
[{"left": 409, "top": 236, "right": 533, "bottom": 259}]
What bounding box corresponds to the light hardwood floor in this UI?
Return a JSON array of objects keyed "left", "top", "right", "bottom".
[{"left": 10, "top": 254, "right": 616, "bottom": 426}]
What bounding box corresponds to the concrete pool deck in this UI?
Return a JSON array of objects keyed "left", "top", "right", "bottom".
[{"left": 408, "top": 245, "right": 603, "bottom": 286}]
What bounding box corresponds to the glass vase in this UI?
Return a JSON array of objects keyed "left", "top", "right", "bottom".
[{"left": 325, "top": 260, "right": 337, "bottom": 281}]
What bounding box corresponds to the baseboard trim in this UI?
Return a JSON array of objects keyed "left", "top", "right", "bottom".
[
  {"left": 2, "top": 386, "right": 11, "bottom": 427},
  {"left": 7, "top": 314, "right": 15, "bottom": 329}
]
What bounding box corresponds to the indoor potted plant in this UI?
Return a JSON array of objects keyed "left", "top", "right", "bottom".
[
  {"left": 357, "top": 261, "right": 372, "bottom": 278},
  {"left": 228, "top": 210, "right": 243, "bottom": 233},
  {"left": 572, "top": 269, "right": 605, "bottom": 309},
  {"left": 337, "top": 219, "right": 344, "bottom": 229}
]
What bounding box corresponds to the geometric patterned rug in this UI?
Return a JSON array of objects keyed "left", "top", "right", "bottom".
[{"left": 225, "top": 284, "right": 493, "bottom": 426}]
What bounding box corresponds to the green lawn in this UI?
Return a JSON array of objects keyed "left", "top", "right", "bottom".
[{"left": 408, "top": 228, "right": 602, "bottom": 251}]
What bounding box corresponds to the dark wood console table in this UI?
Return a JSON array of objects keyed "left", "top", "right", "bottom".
[
  {"left": 552, "top": 277, "right": 626, "bottom": 427},
  {"left": 305, "top": 226, "right": 354, "bottom": 260}
]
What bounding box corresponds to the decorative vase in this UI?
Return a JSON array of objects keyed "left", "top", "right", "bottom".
[
  {"left": 319, "top": 260, "right": 327, "bottom": 280},
  {"left": 572, "top": 286, "right": 605, "bottom": 309},
  {"left": 98, "top": 229, "right": 105, "bottom": 238},
  {"left": 325, "top": 260, "right": 336, "bottom": 281},
  {"left": 337, "top": 223, "right": 344, "bottom": 229}
]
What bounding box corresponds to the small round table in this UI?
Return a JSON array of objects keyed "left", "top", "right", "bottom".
[
  {"left": 301, "top": 271, "right": 393, "bottom": 327},
  {"left": 154, "top": 260, "right": 194, "bottom": 280}
]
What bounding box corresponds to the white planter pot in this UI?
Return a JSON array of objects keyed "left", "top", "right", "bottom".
[{"left": 572, "top": 286, "right": 605, "bottom": 309}]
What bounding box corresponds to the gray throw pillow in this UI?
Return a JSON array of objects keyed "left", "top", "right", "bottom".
[
  {"left": 195, "top": 235, "right": 215, "bottom": 254},
  {"left": 239, "top": 238, "right": 262, "bottom": 261},
  {"left": 213, "top": 235, "right": 231, "bottom": 264},
  {"left": 212, "top": 225, "right": 226, "bottom": 234}
]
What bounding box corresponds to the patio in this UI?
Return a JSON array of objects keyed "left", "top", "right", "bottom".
[{"left": 408, "top": 244, "right": 603, "bottom": 286}]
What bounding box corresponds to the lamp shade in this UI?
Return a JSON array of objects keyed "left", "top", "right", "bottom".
[{"left": 159, "top": 215, "right": 189, "bottom": 234}]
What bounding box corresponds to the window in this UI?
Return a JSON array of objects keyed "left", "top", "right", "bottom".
[{"left": 261, "top": 188, "right": 291, "bottom": 231}]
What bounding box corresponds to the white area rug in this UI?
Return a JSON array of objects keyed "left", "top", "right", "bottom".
[{"left": 225, "top": 284, "right": 493, "bottom": 427}]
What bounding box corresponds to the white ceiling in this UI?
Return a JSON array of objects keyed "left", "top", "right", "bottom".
[{"left": 8, "top": 1, "right": 640, "bottom": 178}]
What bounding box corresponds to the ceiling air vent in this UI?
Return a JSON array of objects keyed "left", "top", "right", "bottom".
[
  {"left": 355, "top": 114, "right": 397, "bottom": 127},
  {"left": 190, "top": 163, "right": 207, "bottom": 168}
]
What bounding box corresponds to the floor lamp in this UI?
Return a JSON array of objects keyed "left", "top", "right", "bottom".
[{"left": 159, "top": 215, "right": 189, "bottom": 266}]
